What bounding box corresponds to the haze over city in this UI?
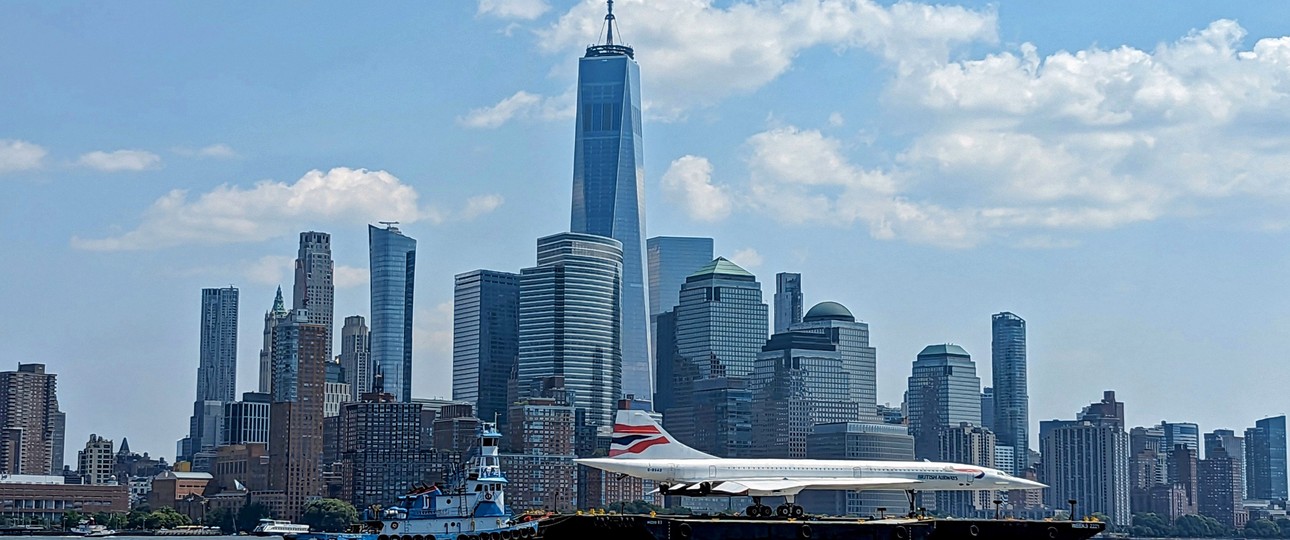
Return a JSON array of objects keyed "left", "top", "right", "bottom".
[{"left": 4, "top": 0, "right": 1290, "bottom": 470}]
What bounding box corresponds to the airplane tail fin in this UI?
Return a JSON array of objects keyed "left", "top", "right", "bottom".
[{"left": 610, "top": 410, "right": 714, "bottom": 460}]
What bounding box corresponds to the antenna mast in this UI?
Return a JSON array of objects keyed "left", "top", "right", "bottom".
[{"left": 605, "top": 0, "right": 615, "bottom": 46}]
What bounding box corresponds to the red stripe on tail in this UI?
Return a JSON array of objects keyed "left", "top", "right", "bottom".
[
  {"left": 613, "top": 424, "right": 661, "bottom": 435},
  {"left": 609, "top": 437, "right": 670, "bottom": 457}
]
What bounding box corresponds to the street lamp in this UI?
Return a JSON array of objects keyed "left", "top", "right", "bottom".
[{"left": 992, "top": 499, "right": 1002, "bottom": 520}]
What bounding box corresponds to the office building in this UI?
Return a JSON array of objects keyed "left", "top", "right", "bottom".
[
  {"left": 646, "top": 236, "right": 714, "bottom": 318},
  {"left": 500, "top": 377, "right": 579, "bottom": 513},
  {"left": 1040, "top": 391, "right": 1130, "bottom": 527},
  {"left": 570, "top": 3, "right": 651, "bottom": 404},
  {"left": 1246, "top": 415, "right": 1288, "bottom": 501},
  {"left": 324, "top": 360, "right": 350, "bottom": 418},
  {"left": 258, "top": 287, "right": 289, "bottom": 395},
  {"left": 338, "top": 316, "right": 371, "bottom": 401},
  {"left": 452, "top": 270, "right": 521, "bottom": 425},
  {"left": 0, "top": 476, "right": 127, "bottom": 523},
  {"left": 673, "top": 257, "right": 768, "bottom": 379},
  {"left": 773, "top": 272, "right": 803, "bottom": 333},
  {"left": 753, "top": 331, "right": 858, "bottom": 458},
  {"left": 800, "top": 422, "right": 914, "bottom": 518},
  {"left": 222, "top": 392, "right": 270, "bottom": 446},
  {"left": 188, "top": 287, "right": 238, "bottom": 459},
  {"left": 293, "top": 231, "right": 334, "bottom": 358},
  {"left": 981, "top": 388, "right": 995, "bottom": 431},
  {"left": 518, "top": 232, "right": 623, "bottom": 429},
  {"left": 790, "top": 301, "right": 879, "bottom": 422},
  {"left": 1204, "top": 429, "right": 1245, "bottom": 502},
  {"left": 906, "top": 344, "right": 982, "bottom": 460},
  {"left": 369, "top": 224, "right": 416, "bottom": 402},
  {"left": 1199, "top": 445, "right": 1247, "bottom": 529},
  {"left": 339, "top": 389, "right": 454, "bottom": 510},
  {"left": 991, "top": 312, "right": 1028, "bottom": 475},
  {"left": 1168, "top": 444, "right": 1199, "bottom": 515},
  {"left": 936, "top": 423, "right": 996, "bottom": 516},
  {"left": 653, "top": 310, "right": 680, "bottom": 412},
  {"left": 268, "top": 310, "right": 328, "bottom": 520},
  {"left": 663, "top": 375, "right": 752, "bottom": 458},
  {"left": 77, "top": 435, "right": 114, "bottom": 485},
  {"left": 0, "top": 364, "right": 65, "bottom": 476}
]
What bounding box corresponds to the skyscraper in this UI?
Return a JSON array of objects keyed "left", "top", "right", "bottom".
[
  {"left": 673, "top": 258, "right": 768, "bottom": 379},
  {"left": 517, "top": 232, "right": 623, "bottom": 429},
  {"left": 1198, "top": 445, "right": 1245, "bottom": 529},
  {"left": 269, "top": 309, "right": 328, "bottom": 520},
  {"left": 1204, "top": 429, "right": 1245, "bottom": 501},
  {"left": 189, "top": 286, "right": 238, "bottom": 459},
  {"left": 753, "top": 331, "right": 858, "bottom": 458},
  {"left": 646, "top": 236, "right": 714, "bottom": 318},
  {"left": 991, "top": 311, "right": 1028, "bottom": 475},
  {"left": 906, "top": 344, "right": 982, "bottom": 460},
  {"left": 258, "top": 287, "right": 289, "bottom": 394},
  {"left": 0, "top": 364, "right": 64, "bottom": 475},
  {"left": 338, "top": 316, "right": 371, "bottom": 401},
  {"left": 368, "top": 224, "right": 416, "bottom": 402},
  {"left": 293, "top": 231, "right": 334, "bottom": 358},
  {"left": 452, "top": 270, "right": 520, "bottom": 425},
  {"left": 570, "top": 3, "right": 651, "bottom": 405},
  {"left": 936, "top": 423, "right": 997, "bottom": 516},
  {"left": 1246, "top": 415, "right": 1288, "bottom": 501},
  {"left": 790, "top": 301, "right": 878, "bottom": 422},
  {"left": 774, "top": 273, "right": 803, "bottom": 334}
]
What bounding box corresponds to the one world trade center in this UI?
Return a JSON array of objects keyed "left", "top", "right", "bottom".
[{"left": 570, "top": 1, "right": 653, "bottom": 407}]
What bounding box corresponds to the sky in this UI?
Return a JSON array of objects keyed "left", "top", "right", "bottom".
[{"left": 4, "top": 0, "right": 1290, "bottom": 464}]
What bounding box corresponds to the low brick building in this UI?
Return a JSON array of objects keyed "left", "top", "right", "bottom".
[{"left": 0, "top": 475, "right": 128, "bottom": 523}]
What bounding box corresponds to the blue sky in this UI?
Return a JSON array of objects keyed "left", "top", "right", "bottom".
[{"left": 4, "top": 0, "right": 1290, "bottom": 463}]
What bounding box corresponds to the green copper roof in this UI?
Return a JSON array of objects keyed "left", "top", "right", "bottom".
[
  {"left": 688, "top": 257, "right": 754, "bottom": 279},
  {"left": 918, "top": 344, "right": 970, "bottom": 358},
  {"left": 270, "top": 286, "right": 288, "bottom": 316},
  {"left": 804, "top": 301, "right": 855, "bottom": 322}
]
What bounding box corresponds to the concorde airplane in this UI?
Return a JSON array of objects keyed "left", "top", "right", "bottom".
[{"left": 576, "top": 410, "right": 1046, "bottom": 518}]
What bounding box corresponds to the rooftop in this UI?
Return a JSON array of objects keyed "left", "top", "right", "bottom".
[
  {"left": 918, "top": 344, "right": 970, "bottom": 358},
  {"left": 688, "top": 257, "right": 754, "bottom": 280},
  {"left": 803, "top": 301, "right": 855, "bottom": 322}
]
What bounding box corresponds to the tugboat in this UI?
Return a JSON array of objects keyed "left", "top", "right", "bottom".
[{"left": 300, "top": 422, "right": 542, "bottom": 540}]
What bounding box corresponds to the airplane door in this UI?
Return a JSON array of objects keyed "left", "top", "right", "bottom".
[
  {"left": 853, "top": 467, "right": 863, "bottom": 478},
  {"left": 709, "top": 465, "right": 718, "bottom": 478},
  {"left": 668, "top": 463, "right": 678, "bottom": 481}
]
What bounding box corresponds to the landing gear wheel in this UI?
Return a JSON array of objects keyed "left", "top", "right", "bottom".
[
  {"left": 759, "top": 505, "right": 773, "bottom": 518},
  {"left": 777, "top": 505, "right": 790, "bottom": 518},
  {"left": 791, "top": 505, "right": 805, "bottom": 518},
  {"left": 746, "top": 505, "right": 759, "bottom": 518}
]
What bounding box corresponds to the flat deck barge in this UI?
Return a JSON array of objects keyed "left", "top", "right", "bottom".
[{"left": 536, "top": 513, "right": 1106, "bottom": 540}]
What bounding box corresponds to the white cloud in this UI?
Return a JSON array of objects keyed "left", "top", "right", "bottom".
[
  {"left": 828, "top": 112, "right": 845, "bottom": 127},
  {"left": 478, "top": 0, "right": 550, "bottom": 20},
  {"left": 660, "top": 155, "right": 731, "bottom": 221},
  {"left": 459, "top": 194, "right": 505, "bottom": 220},
  {"left": 72, "top": 167, "right": 429, "bottom": 251},
  {"left": 0, "top": 140, "right": 47, "bottom": 173},
  {"left": 333, "top": 265, "right": 370, "bottom": 289},
  {"left": 412, "top": 302, "right": 455, "bottom": 398},
  {"left": 244, "top": 255, "right": 294, "bottom": 286},
  {"left": 728, "top": 248, "right": 763, "bottom": 269},
  {"left": 175, "top": 143, "right": 238, "bottom": 159},
  {"left": 458, "top": 90, "right": 573, "bottom": 129},
  {"left": 77, "top": 149, "right": 162, "bottom": 172}
]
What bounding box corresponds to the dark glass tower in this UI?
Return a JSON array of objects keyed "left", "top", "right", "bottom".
[
  {"left": 1246, "top": 415, "right": 1288, "bottom": 500},
  {"left": 571, "top": 2, "right": 651, "bottom": 405},
  {"left": 452, "top": 269, "right": 520, "bottom": 425},
  {"left": 991, "top": 311, "right": 1028, "bottom": 475},
  {"left": 369, "top": 224, "right": 416, "bottom": 402}
]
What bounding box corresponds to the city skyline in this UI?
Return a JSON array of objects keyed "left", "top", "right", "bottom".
[{"left": 5, "top": 1, "right": 1290, "bottom": 464}]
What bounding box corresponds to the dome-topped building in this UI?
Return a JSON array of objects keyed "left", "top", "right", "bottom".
[{"left": 803, "top": 301, "right": 855, "bottom": 322}]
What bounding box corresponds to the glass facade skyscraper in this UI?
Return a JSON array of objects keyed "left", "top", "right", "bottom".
[
  {"left": 790, "top": 301, "right": 879, "bottom": 422},
  {"left": 188, "top": 286, "right": 238, "bottom": 460},
  {"left": 774, "top": 272, "right": 803, "bottom": 334},
  {"left": 518, "top": 232, "right": 623, "bottom": 429},
  {"left": 570, "top": 8, "right": 651, "bottom": 405},
  {"left": 906, "top": 344, "right": 982, "bottom": 460},
  {"left": 753, "top": 331, "right": 858, "bottom": 458},
  {"left": 1245, "top": 415, "right": 1288, "bottom": 500},
  {"left": 453, "top": 269, "right": 520, "bottom": 425},
  {"left": 991, "top": 311, "right": 1028, "bottom": 474},
  {"left": 674, "top": 258, "right": 768, "bottom": 379},
  {"left": 368, "top": 224, "right": 416, "bottom": 402},
  {"left": 646, "top": 236, "right": 714, "bottom": 317}
]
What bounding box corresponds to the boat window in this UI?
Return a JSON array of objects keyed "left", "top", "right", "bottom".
[{"left": 475, "top": 485, "right": 482, "bottom": 491}]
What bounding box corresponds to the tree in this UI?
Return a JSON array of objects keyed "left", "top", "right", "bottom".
[
  {"left": 144, "top": 508, "right": 192, "bottom": 530},
  {"left": 237, "top": 502, "right": 274, "bottom": 533},
  {"left": 204, "top": 508, "right": 234, "bottom": 533},
  {"left": 299, "top": 499, "right": 358, "bottom": 533},
  {"left": 1132, "top": 512, "right": 1174, "bottom": 538},
  {"left": 126, "top": 510, "right": 149, "bottom": 530},
  {"left": 1246, "top": 519, "right": 1282, "bottom": 538}
]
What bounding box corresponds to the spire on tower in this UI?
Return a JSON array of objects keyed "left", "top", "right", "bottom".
[
  {"left": 605, "top": 0, "right": 615, "bottom": 46},
  {"left": 271, "top": 286, "right": 286, "bottom": 315},
  {"left": 586, "top": 0, "right": 634, "bottom": 58}
]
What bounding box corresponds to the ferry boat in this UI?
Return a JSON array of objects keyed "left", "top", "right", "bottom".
[
  {"left": 300, "top": 422, "right": 541, "bottom": 540},
  {"left": 70, "top": 520, "right": 115, "bottom": 537},
  {"left": 253, "top": 519, "right": 311, "bottom": 536}
]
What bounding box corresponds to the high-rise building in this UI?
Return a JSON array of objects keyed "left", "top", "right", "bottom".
[
  {"left": 258, "top": 287, "right": 289, "bottom": 395},
  {"left": 338, "top": 316, "right": 371, "bottom": 401},
  {"left": 268, "top": 310, "right": 328, "bottom": 519},
  {"left": 222, "top": 392, "right": 270, "bottom": 446},
  {"left": 188, "top": 287, "right": 238, "bottom": 460},
  {"left": 369, "top": 224, "right": 416, "bottom": 402},
  {"left": 1199, "top": 445, "right": 1247, "bottom": 529},
  {"left": 773, "top": 273, "right": 803, "bottom": 334},
  {"left": 906, "top": 344, "right": 982, "bottom": 460},
  {"left": 0, "top": 364, "right": 64, "bottom": 476},
  {"left": 293, "top": 231, "right": 335, "bottom": 358},
  {"left": 1167, "top": 444, "right": 1199, "bottom": 515},
  {"left": 646, "top": 236, "right": 714, "bottom": 318},
  {"left": 673, "top": 258, "right": 768, "bottom": 379},
  {"left": 339, "top": 390, "right": 454, "bottom": 510},
  {"left": 77, "top": 434, "right": 115, "bottom": 485},
  {"left": 1041, "top": 391, "right": 1131, "bottom": 527},
  {"left": 662, "top": 375, "right": 752, "bottom": 458},
  {"left": 653, "top": 310, "right": 680, "bottom": 413},
  {"left": 991, "top": 311, "right": 1028, "bottom": 475},
  {"left": 324, "top": 360, "right": 351, "bottom": 418},
  {"left": 753, "top": 331, "right": 858, "bottom": 458},
  {"left": 570, "top": 3, "right": 651, "bottom": 405},
  {"left": 1204, "top": 429, "right": 1245, "bottom": 501},
  {"left": 517, "top": 232, "right": 623, "bottom": 429},
  {"left": 981, "top": 388, "right": 995, "bottom": 432},
  {"left": 1130, "top": 425, "right": 1168, "bottom": 515},
  {"left": 800, "top": 422, "right": 913, "bottom": 518},
  {"left": 790, "top": 301, "right": 878, "bottom": 422},
  {"left": 452, "top": 270, "right": 520, "bottom": 424},
  {"left": 936, "top": 423, "right": 996, "bottom": 516},
  {"left": 1158, "top": 421, "right": 1200, "bottom": 484},
  {"left": 500, "top": 377, "right": 579, "bottom": 513},
  {"left": 1245, "top": 415, "right": 1288, "bottom": 501}
]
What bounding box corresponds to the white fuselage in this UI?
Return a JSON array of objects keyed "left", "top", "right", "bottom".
[{"left": 577, "top": 457, "right": 1040, "bottom": 492}]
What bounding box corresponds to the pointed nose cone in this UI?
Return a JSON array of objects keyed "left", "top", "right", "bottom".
[{"left": 1019, "top": 478, "right": 1047, "bottom": 489}]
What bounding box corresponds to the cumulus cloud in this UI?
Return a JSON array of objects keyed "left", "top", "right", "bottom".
[
  {"left": 728, "top": 248, "right": 764, "bottom": 269},
  {"left": 175, "top": 144, "right": 238, "bottom": 159},
  {"left": 0, "top": 140, "right": 47, "bottom": 173},
  {"left": 661, "top": 155, "right": 732, "bottom": 221},
  {"left": 478, "top": 0, "right": 550, "bottom": 20},
  {"left": 458, "top": 90, "right": 574, "bottom": 128},
  {"left": 458, "top": 194, "right": 506, "bottom": 220},
  {"left": 71, "top": 167, "right": 487, "bottom": 251},
  {"left": 333, "top": 265, "right": 370, "bottom": 289},
  {"left": 77, "top": 149, "right": 162, "bottom": 172},
  {"left": 244, "top": 255, "right": 294, "bottom": 286}
]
